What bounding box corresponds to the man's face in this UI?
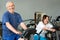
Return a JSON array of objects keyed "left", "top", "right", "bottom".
[
  {"left": 7, "top": 2, "right": 15, "bottom": 13},
  {"left": 44, "top": 17, "right": 49, "bottom": 24}
]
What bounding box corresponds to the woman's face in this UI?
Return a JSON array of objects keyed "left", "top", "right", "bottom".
[{"left": 43, "top": 17, "right": 49, "bottom": 24}]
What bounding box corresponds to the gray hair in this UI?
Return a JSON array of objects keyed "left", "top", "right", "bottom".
[{"left": 6, "top": 1, "right": 14, "bottom": 7}]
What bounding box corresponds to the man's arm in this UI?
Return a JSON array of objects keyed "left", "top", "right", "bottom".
[
  {"left": 6, "top": 22, "right": 22, "bottom": 34},
  {"left": 20, "top": 22, "right": 28, "bottom": 30}
]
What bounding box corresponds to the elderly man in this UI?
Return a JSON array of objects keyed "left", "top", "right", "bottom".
[{"left": 2, "top": 1, "right": 27, "bottom": 40}]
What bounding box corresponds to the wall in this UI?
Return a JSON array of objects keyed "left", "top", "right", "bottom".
[{"left": 0, "top": 0, "right": 60, "bottom": 21}]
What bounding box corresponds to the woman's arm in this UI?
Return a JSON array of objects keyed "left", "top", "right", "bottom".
[{"left": 43, "top": 26, "right": 56, "bottom": 32}]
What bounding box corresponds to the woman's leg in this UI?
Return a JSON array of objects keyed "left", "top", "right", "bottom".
[{"left": 40, "top": 36, "right": 47, "bottom": 40}]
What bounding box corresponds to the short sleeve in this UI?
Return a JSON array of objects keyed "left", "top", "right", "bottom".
[
  {"left": 36, "top": 22, "right": 44, "bottom": 33},
  {"left": 46, "top": 23, "right": 53, "bottom": 28},
  {"left": 2, "top": 14, "right": 9, "bottom": 25},
  {"left": 17, "top": 14, "right": 23, "bottom": 24}
]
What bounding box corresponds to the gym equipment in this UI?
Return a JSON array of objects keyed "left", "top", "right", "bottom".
[
  {"left": 21, "top": 28, "right": 36, "bottom": 40},
  {"left": 34, "top": 12, "right": 46, "bottom": 28},
  {"left": 56, "top": 16, "right": 60, "bottom": 21},
  {"left": 0, "top": 21, "right": 2, "bottom": 40}
]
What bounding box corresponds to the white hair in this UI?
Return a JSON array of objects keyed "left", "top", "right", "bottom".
[{"left": 6, "top": 1, "right": 14, "bottom": 7}]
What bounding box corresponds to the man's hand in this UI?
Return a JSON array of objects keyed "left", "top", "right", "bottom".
[{"left": 16, "top": 31, "right": 22, "bottom": 35}]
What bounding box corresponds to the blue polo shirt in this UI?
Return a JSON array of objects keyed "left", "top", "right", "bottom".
[{"left": 2, "top": 11, "right": 23, "bottom": 38}]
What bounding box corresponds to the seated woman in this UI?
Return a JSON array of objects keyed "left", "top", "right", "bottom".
[{"left": 34, "top": 15, "right": 55, "bottom": 40}]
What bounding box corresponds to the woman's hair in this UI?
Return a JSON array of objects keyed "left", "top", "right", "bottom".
[{"left": 42, "top": 15, "right": 49, "bottom": 22}]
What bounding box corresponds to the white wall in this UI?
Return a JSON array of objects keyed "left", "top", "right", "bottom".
[{"left": 0, "top": 0, "right": 60, "bottom": 21}]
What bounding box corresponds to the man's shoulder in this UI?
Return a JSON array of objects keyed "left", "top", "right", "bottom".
[
  {"left": 14, "top": 12, "right": 21, "bottom": 17},
  {"left": 3, "top": 11, "right": 9, "bottom": 16},
  {"left": 14, "top": 12, "right": 20, "bottom": 15}
]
